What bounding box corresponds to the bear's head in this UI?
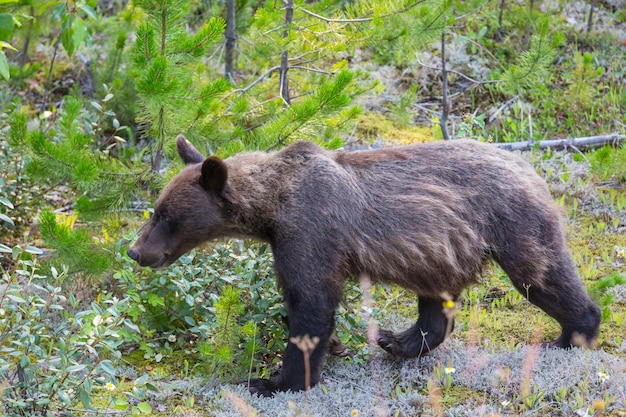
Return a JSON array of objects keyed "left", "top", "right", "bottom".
[{"left": 127, "top": 135, "right": 233, "bottom": 268}]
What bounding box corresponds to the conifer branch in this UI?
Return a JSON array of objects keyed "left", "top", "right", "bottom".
[
  {"left": 227, "top": 66, "right": 282, "bottom": 97},
  {"left": 299, "top": 7, "right": 373, "bottom": 23},
  {"left": 289, "top": 65, "right": 330, "bottom": 75},
  {"left": 160, "top": 5, "right": 167, "bottom": 56},
  {"left": 210, "top": 66, "right": 282, "bottom": 125},
  {"left": 299, "top": 1, "right": 428, "bottom": 24}
]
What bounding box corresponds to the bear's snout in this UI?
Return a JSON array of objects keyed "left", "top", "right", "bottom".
[{"left": 127, "top": 248, "right": 139, "bottom": 262}]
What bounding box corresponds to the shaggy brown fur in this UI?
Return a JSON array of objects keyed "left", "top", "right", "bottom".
[{"left": 128, "top": 136, "right": 601, "bottom": 397}]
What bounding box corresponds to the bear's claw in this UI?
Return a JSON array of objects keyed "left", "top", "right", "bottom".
[
  {"left": 243, "top": 378, "right": 279, "bottom": 397},
  {"left": 377, "top": 329, "right": 401, "bottom": 355}
]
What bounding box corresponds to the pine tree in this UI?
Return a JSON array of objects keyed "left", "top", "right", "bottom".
[{"left": 131, "top": 0, "right": 227, "bottom": 171}]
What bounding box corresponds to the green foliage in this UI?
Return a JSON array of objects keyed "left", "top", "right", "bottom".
[
  {"left": 456, "top": 112, "right": 486, "bottom": 140},
  {"left": 498, "top": 15, "right": 564, "bottom": 94},
  {"left": 587, "top": 145, "right": 626, "bottom": 184},
  {"left": 47, "top": 0, "right": 97, "bottom": 57},
  {"left": 220, "top": 69, "right": 360, "bottom": 154},
  {"left": 131, "top": 0, "right": 226, "bottom": 170},
  {"left": 1, "top": 100, "right": 45, "bottom": 238},
  {"left": 346, "top": 0, "right": 452, "bottom": 66},
  {"left": 113, "top": 241, "right": 369, "bottom": 382},
  {"left": 114, "top": 241, "right": 286, "bottom": 382},
  {"left": 588, "top": 273, "right": 626, "bottom": 321},
  {"left": 0, "top": 8, "right": 18, "bottom": 80},
  {"left": 197, "top": 285, "right": 259, "bottom": 382},
  {"left": 0, "top": 245, "right": 146, "bottom": 416},
  {"left": 37, "top": 209, "right": 110, "bottom": 275},
  {"left": 92, "top": 15, "right": 138, "bottom": 131},
  {"left": 11, "top": 92, "right": 143, "bottom": 221},
  {"left": 5, "top": 90, "right": 146, "bottom": 274}
]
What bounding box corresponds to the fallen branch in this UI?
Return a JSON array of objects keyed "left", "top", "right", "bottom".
[{"left": 491, "top": 134, "right": 625, "bottom": 151}]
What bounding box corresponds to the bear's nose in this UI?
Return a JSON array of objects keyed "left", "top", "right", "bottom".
[{"left": 127, "top": 248, "right": 139, "bottom": 261}]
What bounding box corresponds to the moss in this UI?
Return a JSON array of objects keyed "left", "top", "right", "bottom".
[
  {"left": 435, "top": 385, "right": 489, "bottom": 409},
  {"left": 355, "top": 112, "right": 436, "bottom": 145},
  {"left": 123, "top": 347, "right": 205, "bottom": 379}
]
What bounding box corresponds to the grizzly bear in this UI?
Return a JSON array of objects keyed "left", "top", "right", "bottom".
[{"left": 127, "top": 136, "right": 601, "bottom": 397}]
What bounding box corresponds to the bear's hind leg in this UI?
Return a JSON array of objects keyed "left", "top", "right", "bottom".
[
  {"left": 378, "top": 296, "right": 454, "bottom": 358},
  {"left": 500, "top": 254, "right": 601, "bottom": 348}
]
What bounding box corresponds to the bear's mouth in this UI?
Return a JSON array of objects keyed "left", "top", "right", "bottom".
[{"left": 148, "top": 257, "right": 169, "bottom": 268}]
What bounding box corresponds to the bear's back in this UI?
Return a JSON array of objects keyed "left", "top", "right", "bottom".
[{"left": 260, "top": 140, "right": 561, "bottom": 295}]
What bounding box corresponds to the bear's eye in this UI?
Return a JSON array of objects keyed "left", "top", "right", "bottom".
[{"left": 159, "top": 213, "right": 178, "bottom": 232}]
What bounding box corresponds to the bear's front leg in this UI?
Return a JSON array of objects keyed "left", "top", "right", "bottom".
[
  {"left": 246, "top": 276, "right": 340, "bottom": 396},
  {"left": 246, "top": 341, "right": 326, "bottom": 396}
]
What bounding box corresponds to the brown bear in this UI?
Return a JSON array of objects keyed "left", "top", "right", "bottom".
[{"left": 127, "top": 135, "right": 601, "bottom": 397}]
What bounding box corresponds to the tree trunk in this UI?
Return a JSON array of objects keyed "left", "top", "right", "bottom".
[
  {"left": 587, "top": 0, "right": 596, "bottom": 33},
  {"left": 280, "top": 0, "right": 294, "bottom": 105},
  {"left": 224, "top": 0, "right": 236, "bottom": 80},
  {"left": 496, "top": 0, "right": 505, "bottom": 41},
  {"left": 439, "top": 31, "right": 450, "bottom": 140}
]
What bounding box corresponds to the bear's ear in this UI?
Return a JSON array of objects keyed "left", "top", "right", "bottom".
[
  {"left": 177, "top": 135, "right": 205, "bottom": 165},
  {"left": 200, "top": 156, "right": 228, "bottom": 193}
]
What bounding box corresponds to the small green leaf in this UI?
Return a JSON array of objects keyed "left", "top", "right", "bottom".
[
  {"left": 137, "top": 402, "right": 152, "bottom": 414},
  {"left": 78, "top": 4, "right": 97, "bottom": 20},
  {"left": 24, "top": 246, "right": 43, "bottom": 255},
  {"left": 72, "top": 17, "right": 86, "bottom": 53},
  {"left": 0, "top": 243, "right": 12, "bottom": 253},
  {"left": 20, "top": 355, "right": 30, "bottom": 367},
  {"left": 0, "top": 197, "right": 13, "bottom": 208},
  {"left": 113, "top": 396, "right": 129, "bottom": 410},
  {"left": 0, "top": 40, "right": 17, "bottom": 51},
  {"left": 79, "top": 388, "right": 91, "bottom": 409},
  {"left": 185, "top": 293, "right": 194, "bottom": 306},
  {"left": 61, "top": 17, "right": 75, "bottom": 56},
  {"left": 66, "top": 364, "right": 88, "bottom": 372},
  {"left": 0, "top": 50, "right": 9, "bottom": 80},
  {"left": 0, "top": 13, "right": 13, "bottom": 41},
  {"left": 124, "top": 319, "right": 140, "bottom": 333},
  {"left": 0, "top": 213, "right": 14, "bottom": 226},
  {"left": 58, "top": 390, "right": 71, "bottom": 404},
  {"left": 51, "top": 3, "right": 66, "bottom": 20},
  {"left": 99, "top": 360, "right": 116, "bottom": 377},
  {"left": 134, "top": 374, "right": 149, "bottom": 385}
]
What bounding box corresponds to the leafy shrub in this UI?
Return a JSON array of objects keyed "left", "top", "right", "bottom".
[
  {"left": 114, "top": 241, "right": 286, "bottom": 382},
  {"left": 0, "top": 245, "right": 147, "bottom": 416},
  {"left": 114, "top": 240, "right": 369, "bottom": 383}
]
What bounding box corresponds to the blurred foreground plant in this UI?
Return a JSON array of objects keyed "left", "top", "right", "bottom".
[{"left": 0, "top": 244, "right": 147, "bottom": 416}]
